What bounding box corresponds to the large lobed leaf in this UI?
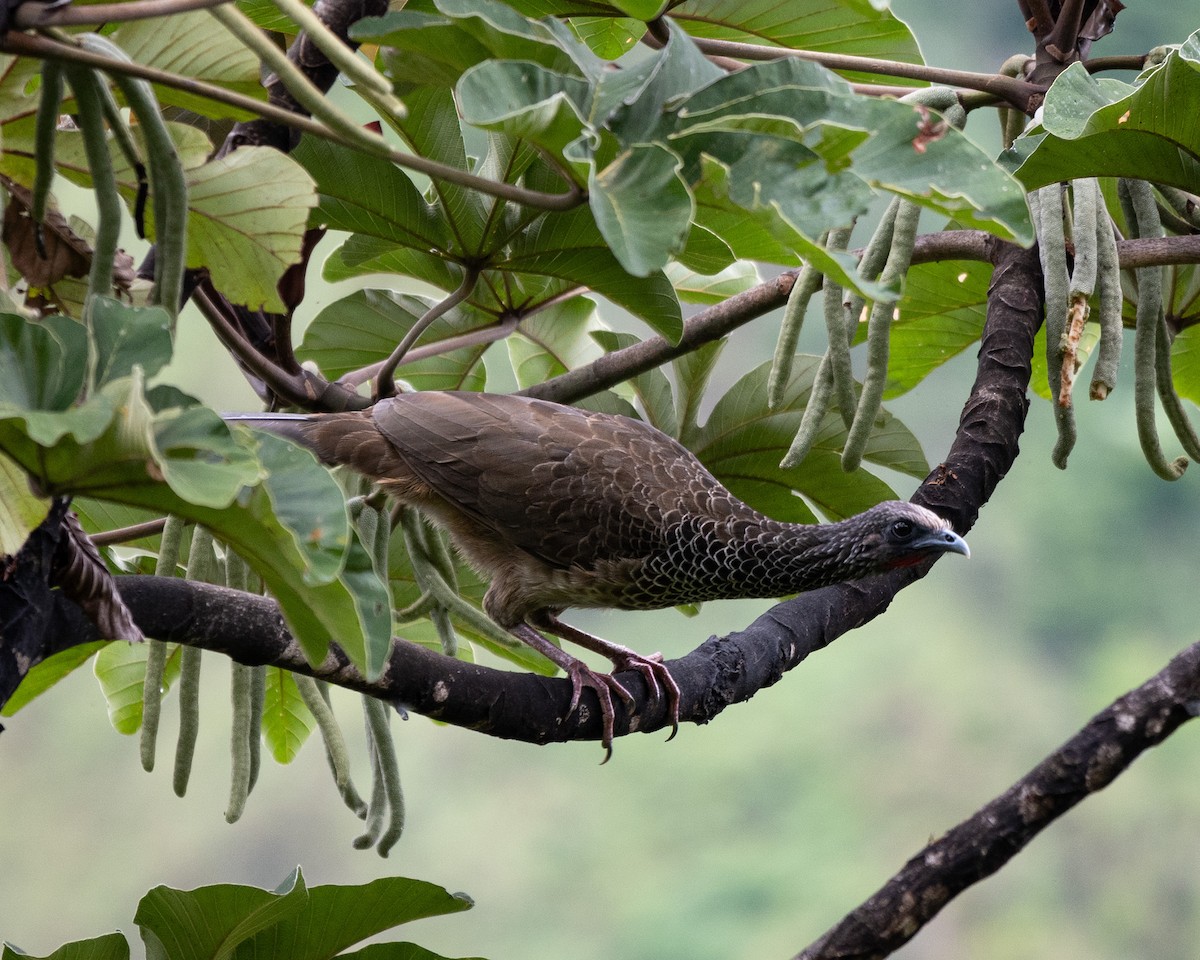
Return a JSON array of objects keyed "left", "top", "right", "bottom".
[
  {"left": 134, "top": 868, "right": 477, "bottom": 960},
  {"left": 341, "top": 5, "right": 1027, "bottom": 314},
  {"left": 0, "top": 310, "right": 391, "bottom": 678},
  {"left": 1006, "top": 38, "right": 1200, "bottom": 191},
  {"left": 684, "top": 357, "right": 928, "bottom": 522}
]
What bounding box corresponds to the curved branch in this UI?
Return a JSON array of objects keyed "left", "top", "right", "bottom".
[
  {"left": 796, "top": 637, "right": 1200, "bottom": 959},
  {"left": 374, "top": 267, "right": 480, "bottom": 400},
  {"left": 669, "top": 30, "right": 1040, "bottom": 109}
]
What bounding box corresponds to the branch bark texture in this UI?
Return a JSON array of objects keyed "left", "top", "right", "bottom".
[{"left": 795, "top": 639, "right": 1200, "bottom": 959}]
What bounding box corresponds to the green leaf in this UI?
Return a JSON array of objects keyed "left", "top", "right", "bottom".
[
  {"left": 1, "top": 641, "right": 106, "bottom": 717},
  {"left": 2, "top": 932, "right": 130, "bottom": 960},
  {"left": 297, "top": 289, "right": 489, "bottom": 391},
  {"left": 90, "top": 298, "right": 174, "bottom": 388},
  {"left": 390, "top": 86, "right": 490, "bottom": 251},
  {"left": 356, "top": 0, "right": 581, "bottom": 90},
  {"left": 686, "top": 358, "right": 927, "bottom": 521},
  {"left": 664, "top": 259, "right": 760, "bottom": 305},
  {"left": 457, "top": 60, "right": 591, "bottom": 176},
  {"left": 261, "top": 668, "right": 316, "bottom": 763},
  {"left": 589, "top": 144, "right": 693, "bottom": 276},
  {"left": 1006, "top": 45, "right": 1200, "bottom": 192},
  {"left": 94, "top": 640, "right": 153, "bottom": 734},
  {"left": 135, "top": 867, "right": 309, "bottom": 960},
  {"left": 674, "top": 223, "right": 737, "bottom": 276},
  {"left": 337, "top": 943, "right": 487, "bottom": 960},
  {"left": 322, "top": 236, "right": 463, "bottom": 290},
  {"left": 604, "top": 21, "right": 725, "bottom": 143},
  {"left": 1169, "top": 266, "right": 1200, "bottom": 405},
  {"left": 0, "top": 451, "right": 51, "bottom": 554},
  {"left": 567, "top": 16, "right": 645, "bottom": 59},
  {"left": 506, "top": 296, "right": 608, "bottom": 387},
  {"left": 291, "top": 137, "right": 452, "bottom": 257},
  {"left": 0, "top": 313, "right": 88, "bottom": 413},
  {"left": 610, "top": 0, "right": 665, "bottom": 17},
  {"left": 674, "top": 339, "right": 726, "bottom": 434},
  {"left": 111, "top": 12, "right": 265, "bottom": 118},
  {"left": 881, "top": 258, "right": 993, "bottom": 397},
  {"left": 0, "top": 55, "right": 52, "bottom": 185},
  {"left": 72, "top": 499, "right": 165, "bottom": 549},
  {"left": 690, "top": 153, "right": 875, "bottom": 290},
  {"left": 503, "top": 206, "right": 683, "bottom": 340},
  {"left": 670, "top": 0, "right": 924, "bottom": 81},
  {"left": 153, "top": 406, "right": 263, "bottom": 509},
  {"left": 235, "top": 874, "right": 474, "bottom": 959},
  {"left": 186, "top": 148, "right": 317, "bottom": 312}
]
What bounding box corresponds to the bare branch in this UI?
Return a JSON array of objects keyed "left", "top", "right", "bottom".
[
  {"left": 12, "top": 0, "right": 231, "bottom": 28},
  {"left": 338, "top": 314, "right": 520, "bottom": 390},
  {"left": 664, "top": 28, "right": 1039, "bottom": 109},
  {"left": 374, "top": 268, "right": 480, "bottom": 400},
  {"left": 796, "top": 638, "right": 1200, "bottom": 959}
]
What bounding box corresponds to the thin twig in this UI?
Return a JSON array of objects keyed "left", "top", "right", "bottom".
[
  {"left": 339, "top": 313, "right": 520, "bottom": 389},
  {"left": 1083, "top": 54, "right": 1148, "bottom": 73},
  {"left": 191, "top": 282, "right": 316, "bottom": 405},
  {"left": 90, "top": 517, "right": 170, "bottom": 546},
  {"left": 670, "top": 31, "right": 1038, "bottom": 108},
  {"left": 374, "top": 268, "right": 480, "bottom": 400},
  {"left": 12, "top": 0, "right": 230, "bottom": 28}
]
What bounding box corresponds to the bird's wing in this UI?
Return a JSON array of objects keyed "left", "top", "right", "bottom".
[{"left": 372, "top": 392, "right": 734, "bottom": 571}]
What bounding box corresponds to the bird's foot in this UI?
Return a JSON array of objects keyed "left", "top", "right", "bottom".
[
  {"left": 534, "top": 613, "right": 683, "bottom": 745},
  {"left": 562, "top": 661, "right": 637, "bottom": 763},
  {"left": 605, "top": 650, "right": 681, "bottom": 742}
]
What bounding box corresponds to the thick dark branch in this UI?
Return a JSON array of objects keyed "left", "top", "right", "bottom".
[{"left": 796, "top": 638, "right": 1200, "bottom": 960}]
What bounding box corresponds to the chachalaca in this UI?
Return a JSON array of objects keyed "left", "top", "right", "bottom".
[{"left": 229, "top": 391, "right": 969, "bottom": 754}]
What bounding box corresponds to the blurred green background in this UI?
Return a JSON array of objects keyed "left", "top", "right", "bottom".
[{"left": 3, "top": 3, "right": 1199, "bottom": 958}]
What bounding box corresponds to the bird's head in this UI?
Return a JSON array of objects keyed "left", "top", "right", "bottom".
[{"left": 839, "top": 501, "right": 970, "bottom": 574}]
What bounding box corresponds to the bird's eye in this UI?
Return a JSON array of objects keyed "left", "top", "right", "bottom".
[{"left": 890, "top": 518, "right": 915, "bottom": 540}]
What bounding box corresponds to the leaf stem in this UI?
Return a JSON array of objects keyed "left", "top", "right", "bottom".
[{"left": 374, "top": 267, "right": 480, "bottom": 400}]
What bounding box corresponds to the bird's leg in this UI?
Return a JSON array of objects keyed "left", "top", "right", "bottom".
[
  {"left": 509, "top": 623, "right": 634, "bottom": 761},
  {"left": 531, "top": 613, "right": 682, "bottom": 743}
]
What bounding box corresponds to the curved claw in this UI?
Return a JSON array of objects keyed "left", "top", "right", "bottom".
[
  {"left": 516, "top": 617, "right": 682, "bottom": 757},
  {"left": 611, "top": 651, "right": 681, "bottom": 742},
  {"left": 562, "top": 661, "right": 636, "bottom": 761}
]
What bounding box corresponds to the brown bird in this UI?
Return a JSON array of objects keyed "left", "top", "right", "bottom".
[{"left": 230, "top": 391, "right": 968, "bottom": 753}]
